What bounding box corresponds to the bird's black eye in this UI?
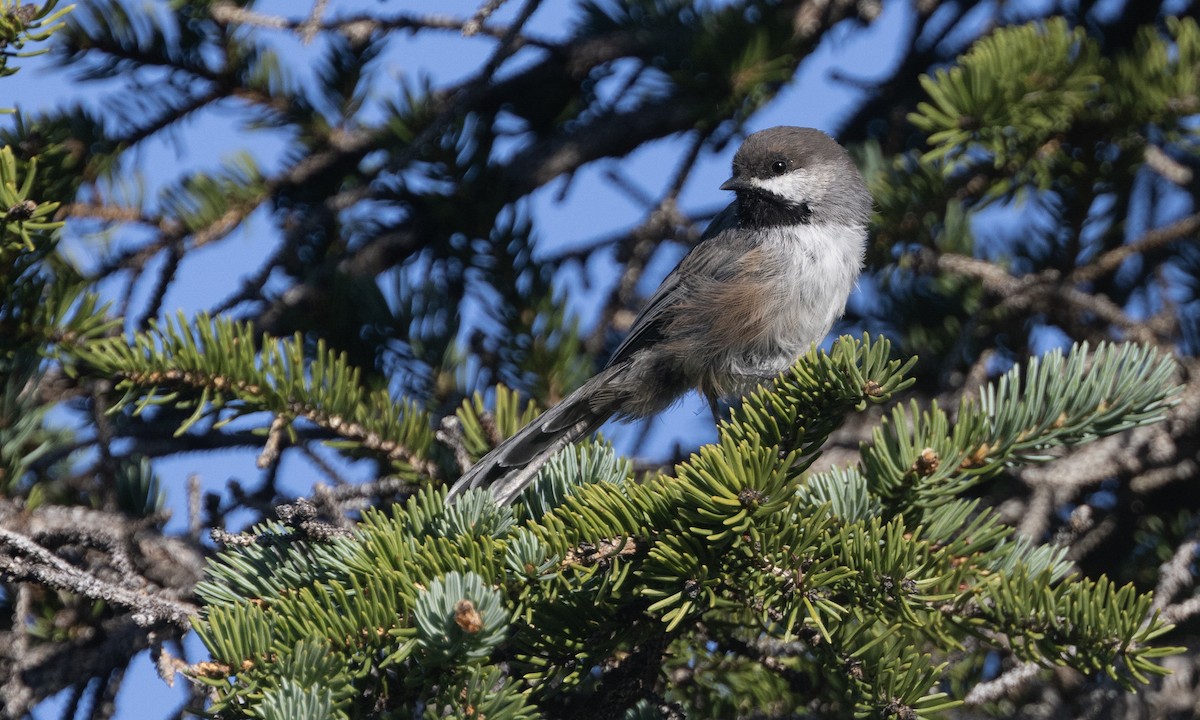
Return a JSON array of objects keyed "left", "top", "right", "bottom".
[{"left": 771, "top": 159, "right": 787, "bottom": 175}]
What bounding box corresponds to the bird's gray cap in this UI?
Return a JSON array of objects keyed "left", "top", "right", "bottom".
[{"left": 721, "top": 126, "right": 871, "bottom": 228}]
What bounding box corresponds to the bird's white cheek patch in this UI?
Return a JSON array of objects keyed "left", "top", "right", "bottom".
[{"left": 748, "top": 172, "right": 813, "bottom": 202}]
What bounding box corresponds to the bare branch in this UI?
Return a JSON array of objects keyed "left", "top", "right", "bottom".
[
  {"left": 208, "top": 2, "right": 556, "bottom": 48},
  {"left": 1153, "top": 537, "right": 1199, "bottom": 612},
  {"left": 464, "top": 0, "right": 511, "bottom": 36},
  {"left": 0, "top": 527, "right": 197, "bottom": 628},
  {"left": 916, "top": 249, "right": 1161, "bottom": 345},
  {"left": 1143, "top": 144, "right": 1194, "bottom": 186},
  {"left": 437, "top": 415, "right": 474, "bottom": 475},
  {"left": 299, "top": 0, "right": 330, "bottom": 43},
  {"left": 964, "top": 661, "right": 1042, "bottom": 706},
  {"left": 1071, "top": 212, "right": 1200, "bottom": 284}
]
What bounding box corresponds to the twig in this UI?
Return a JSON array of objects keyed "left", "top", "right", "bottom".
[
  {"left": 437, "top": 415, "right": 475, "bottom": 474},
  {"left": 1152, "top": 536, "right": 1199, "bottom": 612},
  {"left": 595, "top": 129, "right": 715, "bottom": 351},
  {"left": 463, "top": 0, "right": 510, "bottom": 36},
  {"left": 1015, "top": 484, "right": 1054, "bottom": 540},
  {"left": 0, "top": 585, "right": 35, "bottom": 718},
  {"left": 0, "top": 527, "right": 197, "bottom": 628},
  {"left": 918, "top": 249, "right": 1159, "bottom": 344},
  {"left": 1143, "top": 144, "right": 1193, "bottom": 186},
  {"left": 721, "top": 635, "right": 813, "bottom": 686},
  {"left": 1064, "top": 515, "right": 1118, "bottom": 563},
  {"left": 964, "top": 661, "right": 1042, "bottom": 706},
  {"left": 94, "top": 663, "right": 126, "bottom": 720},
  {"left": 1161, "top": 595, "right": 1200, "bottom": 625},
  {"left": 133, "top": 240, "right": 182, "bottom": 331},
  {"left": 562, "top": 536, "right": 648, "bottom": 568},
  {"left": 473, "top": 0, "right": 542, "bottom": 83},
  {"left": 257, "top": 413, "right": 290, "bottom": 469},
  {"left": 208, "top": 4, "right": 556, "bottom": 48},
  {"left": 603, "top": 167, "right": 656, "bottom": 208},
  {"left": 296, "top": 443, "right": 352, "bottom": 487},
  {"left": 274, "top": 497, "right": 354, "bottom": 541},
  {"left": 208, "top": 3, "right": 290, "bottom": 29},
  {"left": 187, "top": 474, "right": 202, "bottom": 542},
  {"left": 299, "top": 0, "right": 329, "bottom": 43},
  {"left": 290, "top": 401, "right": 440, "bottom": 478},
  {"left": 210, "top": 237, "right": 291, "bottom": 314},
  {"left": 312, "top": 476, "right": 417, "bottom": 504},
  {"left": 213, "top": 497, "right": 354, "bottom": 545},
  {"left": 1071, "top": 212, "right": 1200, "bottom": 284},
  {"left": 59, "top": 202, "right": 170, "bottom": 228},
  {"left": 544, "top": 203, "right": 720, "bottom": 265}
]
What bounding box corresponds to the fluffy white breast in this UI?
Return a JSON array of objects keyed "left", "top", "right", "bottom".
[{"left": 739, "top": 220, "right": 866, "bottom": 374}]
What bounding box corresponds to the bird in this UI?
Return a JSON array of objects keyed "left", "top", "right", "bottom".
[{"left": 447, "top": 126, "right": 871, "bottom": 505}]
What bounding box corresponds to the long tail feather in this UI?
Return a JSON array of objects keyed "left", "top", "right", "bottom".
[{"left": 446, "top": 378, "right": 612, "bottom": 504}]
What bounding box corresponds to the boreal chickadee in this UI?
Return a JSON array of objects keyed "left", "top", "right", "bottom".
[{"left": 448, "top": 127, "right": 870, "bottom": 505}]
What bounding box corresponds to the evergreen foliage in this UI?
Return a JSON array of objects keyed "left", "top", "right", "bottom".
[
  {"left": 910, "top": 17, "right": 1200, "bottom": 201},
  {"left": 185, "top": 337, "right": 1179, "bottom": 718},
  {"left": 75, "top": 312, "right": 438, "bottom": 476},
  {"left": 869, "top": 15, "right": 1200, "bottom": 379},
  {"left": 0, "top": 0, "right": 69, "bottom": 84},
  {"left": 2, "top": 0, "right": 1199, "bottom": 717}
]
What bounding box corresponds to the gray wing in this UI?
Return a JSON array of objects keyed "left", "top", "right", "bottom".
[{"left": 606, "top": 202, "right": 741, "bottom": 367}]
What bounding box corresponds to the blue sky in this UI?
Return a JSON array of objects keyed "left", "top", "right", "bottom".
[{"left": 4, "top": 0, "right": 936, "bottom": 716}]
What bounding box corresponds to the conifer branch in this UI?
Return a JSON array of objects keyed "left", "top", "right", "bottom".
[
  {"left": 10, "top": 2, "right": 1200, "bottom": 715},
  {"left": 181, "top": 338, "right": 1182, "bottom": 717},
  {"left": 74, "top": 314, "right": 440, "bottom": 478}
]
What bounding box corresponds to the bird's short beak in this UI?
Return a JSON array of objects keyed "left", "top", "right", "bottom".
[{"left": 720, "top": 176, "right": 753, "bottom": 193}]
